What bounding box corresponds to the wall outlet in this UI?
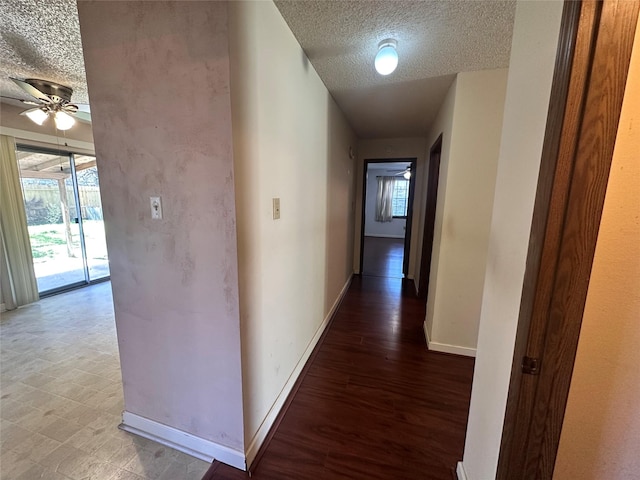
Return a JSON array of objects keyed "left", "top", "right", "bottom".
[
  {"left": 273, "top": 198, "right": 281, "bottom": 220},
  {"left": 150, "top": 196, "right": 162, "bottom": 220}
]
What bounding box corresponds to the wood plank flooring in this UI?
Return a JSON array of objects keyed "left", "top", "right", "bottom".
[
  {"left": 361, "top": 237, "right": 405, "bottom": 278},
  {"left": 204, "top": 275, "right": 474, "bottom": 480}
]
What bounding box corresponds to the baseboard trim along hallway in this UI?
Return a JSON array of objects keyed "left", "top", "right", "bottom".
[
  {"left": 424, "top": 321, "right": 477, "bottom": 357},
  {"left": 120, "top": 412, "right": 246, "bottom": 470},
  {"left": 456, "top": 461, "right": 470, "bottom": 480},
  {"left": 244, "top": 274, "right": 354, "bottom": 468}
]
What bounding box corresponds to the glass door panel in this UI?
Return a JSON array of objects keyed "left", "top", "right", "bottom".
[
  {"left": 18, "top": 151, "right": 86, "bottom": 293},
  {"left": 74, "top": 156, "right": 110, "bottom": 281}
]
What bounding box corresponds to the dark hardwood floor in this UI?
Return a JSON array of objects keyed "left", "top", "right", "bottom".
[
  {"left": 203, "top": 275, "right": 475, "bottom": 480},
  {"left": 362, "top": 237, "right": 405, "bottom": 278}
]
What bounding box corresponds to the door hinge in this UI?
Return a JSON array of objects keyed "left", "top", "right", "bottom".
[{"left": 522, "top": 356, "right": 540, "bottom": 375}]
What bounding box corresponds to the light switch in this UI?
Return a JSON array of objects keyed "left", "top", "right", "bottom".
[
  {"left": 150, "top": 196, "right": 162, "bottom": 220},
  {"left": 273, "top": 198, "right": 281, "bottom": 220}
]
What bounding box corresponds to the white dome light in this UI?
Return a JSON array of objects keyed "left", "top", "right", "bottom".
[{"left": 374, "top": 39, "right": 398, "bottom": 76}]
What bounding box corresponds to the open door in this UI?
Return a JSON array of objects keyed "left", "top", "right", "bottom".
[{"left": 497, "top": 1, "right": 639, "bottom": 478}]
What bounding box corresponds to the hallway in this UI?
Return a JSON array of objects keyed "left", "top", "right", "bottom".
[
  {"left": 0, "top": 257, "right": 474, "bottom": 479},
  {"left": 207, "top": 275, "right": 475, "bottom": 479}
]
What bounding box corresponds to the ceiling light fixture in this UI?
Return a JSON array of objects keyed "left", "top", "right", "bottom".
[
  {"left": 54, "top": 111, "right": 75, "bottom": 130},
  {"left": 24, "top": 108, "right": 48, "bottom": 125},
  {"left": 11, "top": 78, "right": 88, "bottom": 131},
  {"left": 374, "top": 39, "right": 398, "bottom": 76}
]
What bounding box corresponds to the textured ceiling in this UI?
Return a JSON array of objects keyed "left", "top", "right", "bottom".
[
  {"left": 275, "top": 0, "right": 516, "bottom": 137},
  {"left": 0, "top": 0, "right": 88, "bottom": 104},
  {"left": 0, "top": 0, "right": 516, "bottom": 139}
]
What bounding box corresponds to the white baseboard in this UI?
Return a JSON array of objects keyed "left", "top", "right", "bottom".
[
  {"left": 457, "top": 461, "right": 469, "bottom": 480},
  {"left": 244, "top": 274, "right": 353, "bottom": 467},
  {"left": 423, "top": 321, "right": 476, "bottom": 357},
  {"left": 121, "top": 411, "right": 245, "bottom": 470},
  {"left": 364, "top": 234, "right": 405, "bottom": 239}
]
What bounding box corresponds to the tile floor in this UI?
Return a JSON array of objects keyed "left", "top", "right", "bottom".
[{"left": 0, "top": 282, "right": 211, "bottom": 480}]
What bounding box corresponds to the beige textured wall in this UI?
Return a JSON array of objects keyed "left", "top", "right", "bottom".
[
  {"left": 461, "top": 2, "right": 564, "bottom": 478},
  {"left": 77, "top": 0, "right": 245, "bottom": 453},
  {"left": 228, "top": 0, "right": 357, "bottom": 457},
  {"left": 425, "top": 68, "right": 508, "bottom": 355},
  {"left": 554, "top": 19, "right": 640, "bottom": 480}
]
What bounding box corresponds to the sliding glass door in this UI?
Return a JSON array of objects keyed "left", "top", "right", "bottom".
[
  {"left": 17, "top": 147, "right": 110, "bottom": 295},
  {"left": 74, "top": 157, "right": 110, "bottom": 282}
]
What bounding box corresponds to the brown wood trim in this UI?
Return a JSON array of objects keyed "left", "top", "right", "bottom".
[
  {"left": 497, "top": 1, "right": 640, "bottom": 478},
  {"left": 528, "top": 3, "right": 638, "bottom": 477},
  {"left": 496, "top": 2, "right": 588, "bottom": 477},
  {"left": 402, "top": 158, "right": 418, "bottom": 277},
  {"left": 418, "top": 134, "right": 442, "bottom": 299}
]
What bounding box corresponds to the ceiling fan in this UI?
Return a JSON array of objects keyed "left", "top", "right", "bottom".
[
  {"left": 386, "top": 166, "right": 412, "bottom": 179},
  {"left": 5, "top": 78, "right": 91, "bottom": 130}
]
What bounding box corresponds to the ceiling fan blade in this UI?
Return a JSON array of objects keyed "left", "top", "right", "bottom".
[
  {"left": 73, "top": 111, "right": 92, "bottom": 123},
  {"left": 0, "top": 95, "right": 27, "bottom": 103},
  {"left": 21, "top": 99, "right": 41, "bottom": 106},
  {"left": 74, "top": 103, "right": 91, "bottom": 113},
  {"left": 10, "top": 77, "right": 51, "bottom": 101}
]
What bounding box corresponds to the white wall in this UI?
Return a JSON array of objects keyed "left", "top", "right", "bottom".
[
  {"left": 460, "top": 2, "right": 564, "bottom": 479},
  {"left": 228, "top": 0, "right": 357, "bottom": 463},
  {"left": 423, "top": 68, "right": 508, "bottom": 356},
  {"left": 78, "top": 0, "right": 245, "bottom": 463},
  {"left": 364, "top": 168, "right": 406, "bottom": 238},
  {"left": 554, "top": 20, "right": 640, "bottom": 479},
  {"left": 354, "top": 137, "right": 427, "bottom": 279}
]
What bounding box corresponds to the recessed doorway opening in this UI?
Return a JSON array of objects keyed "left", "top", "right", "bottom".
[{"left": 360, "top": 158, "right": 417, "bottom": 279}]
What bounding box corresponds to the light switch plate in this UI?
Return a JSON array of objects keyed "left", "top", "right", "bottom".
[
  {"left": 273, "top": 198, "right": 280, "bottom": 220},
  {"left": 150, "top": 196, "right": 162, "bottom": 219}
]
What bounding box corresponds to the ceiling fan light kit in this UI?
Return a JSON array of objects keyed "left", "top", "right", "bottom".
[
  {"left": 24, "top": 108, "right": 48, "bottom": 125},
  {"left": 8, "top": 77, "right": 90, "bottom": 130},
  {"left": 374, "top": 39, "right": 398, "bottom": 76},
  {"left": 54, "top": 111, "right": 76, "bottom": 130}
]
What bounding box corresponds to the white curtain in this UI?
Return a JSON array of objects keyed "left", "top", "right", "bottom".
[
  {"left": 0, "top": 135, "right": 39, "bottom": 310},
  {"left": 375, "top": 176, "right": 395, "bottom": 223}
]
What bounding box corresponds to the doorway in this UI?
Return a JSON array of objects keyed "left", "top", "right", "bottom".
[
  {"left": 418, "top": 135, "right": 442, "bottom": 298},
  {"left": 359, "top": 158, "right": 417, "bottom": 279},
  {"left": 16, "top": 145, "right": 110, "bottom": 295}
]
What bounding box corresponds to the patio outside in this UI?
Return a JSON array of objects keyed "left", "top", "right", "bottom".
[
  {"left": 29, "top": 220, "right": 110, "bottom": 292},
  {"left": 18, "top": 149, "right": 110, "bottom": 294}
]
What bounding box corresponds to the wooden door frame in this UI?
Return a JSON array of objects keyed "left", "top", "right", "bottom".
[
  {"left": 359, "top": 157, "right": 417, "bottom": 278},
  {"left": 417, "top": 135, "right": 442, "bottom": 299},
  {"left": 497, "top": 1, "right": 639, "bottom": 479}
]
